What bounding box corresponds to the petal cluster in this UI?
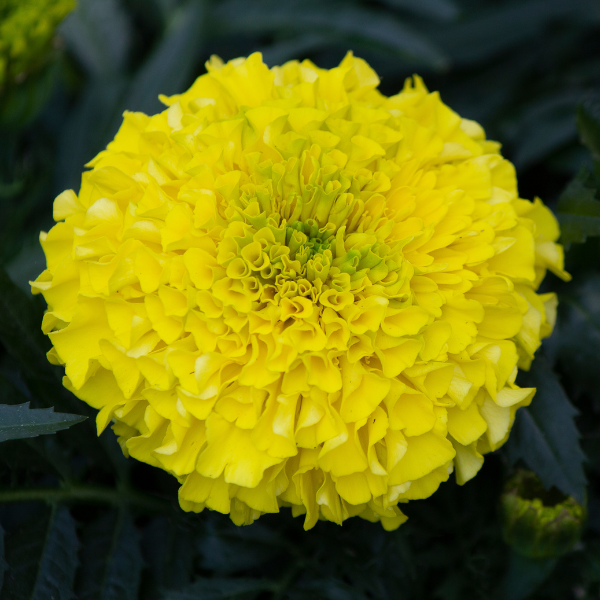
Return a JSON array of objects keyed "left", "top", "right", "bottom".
[{"left": 33, "top": 52, "right": 569, "bottom": 530}]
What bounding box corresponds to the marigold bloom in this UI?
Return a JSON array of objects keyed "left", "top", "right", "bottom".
[{"left": 33, "top": 52, "right": 569, "bottom": 530}]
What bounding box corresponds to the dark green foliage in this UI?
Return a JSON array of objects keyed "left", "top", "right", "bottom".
[
  {"left": 76, "top": 510, "right": 143, "bottom": 600},
  {"left": 0, "top": 526, "right": 5, "bottom": 592},
  {"left": 59, "top": 0, "right": 133, "bottom": 77},
  {"left": 142, "top": 517, "right": 195, "bottom": 596},
  {"left": 111, "top": 1, "right": 207, "bottom": 124},
  {"left": 0, "top": 402, "right": 85, "bottom": 442},
  {"left": 161, "top": 577, "right": 276, "bottom": 600},
  {"left": 556, "top": 169, "right": 600, "bottom": 246},
  {"left": 197, "top": 520, "right": 292, "bottom": 575},
  {"left": 501, "top": 553, "right": 558, "bottom": 600},
  {"left": 0, "top": 267, "right": 51, "bottom": 379},
  {"left": 555, "top": 96, "right": 600, "bottom": 246},
  {"left": 577, "top": 99, "right": 600, "bottom": 167},
  {"left": 0, "top": 506, "right": 79, "bottom": 600},
  {"left": 212, "top": 0, "right": 446, "bottom": 67},
  {"left": 1, "top": 0, "right": 600, "bottom": 599},
  {"left": 549, "top": 275, "right": 600, "bottom": 396},
  {"left": 505, "top": 359, "right": 586, "bottom": 503}
]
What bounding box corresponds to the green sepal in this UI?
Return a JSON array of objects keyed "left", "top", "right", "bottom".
[{"left": 501, "top": 470, "right": 585, "bottom": 559}]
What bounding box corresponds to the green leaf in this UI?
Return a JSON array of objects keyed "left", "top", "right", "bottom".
[
  {"left": 0, "top": 267, "right": 128, "bottom": 478},
  {"left": 212, "top": 0, "right": 446, "bottom": 68},
  {"left": 115, "top": 0, "right": 207, "bottom": 119},
  {"left": 577, "top": 98, "right": 600, "bottom": 161},
  {"left": 557, "top": 168, "right": 600, "bottom": 245},
  {"left": 75, "top": 509, "right": 143, "bottom": 600},
  {"left": 161, "top": 578, "right": 275, "bottom": 600},
  {"left": 1, "top": 506, "right": 79, "bottom": 600},
  {"left": 0, "top": 402, "right": 86, "bottom": 443},
  {"left": 0, "top": 377, "right": 75, "bottom": 478},
  {"left": 505, "top": 357, "right": 587, "bottom": 503}
]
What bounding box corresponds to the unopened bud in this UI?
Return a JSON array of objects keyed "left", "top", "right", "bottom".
[{"left": 501, "top": 470, "right": 585, "bottom": 559}]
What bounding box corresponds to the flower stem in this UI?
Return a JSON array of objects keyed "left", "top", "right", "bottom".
[{"left": 0, "top": 483, "right": 172, "bottom": 512}]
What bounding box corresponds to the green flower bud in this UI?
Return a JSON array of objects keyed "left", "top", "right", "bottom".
[{"left": 501, "top": 470, "right": 585, "bottom": 559}]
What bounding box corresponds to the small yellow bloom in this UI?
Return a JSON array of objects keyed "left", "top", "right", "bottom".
[
  {"left": 33, "top": 52, "right": 569, "bottom": 530},
  {"left": 0, "top": 0, "right": 75, "bottom": 87}
]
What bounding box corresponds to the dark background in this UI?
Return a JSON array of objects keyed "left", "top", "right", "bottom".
[{"left": 1, "top": 1, "right": 600, "bottom": 599}]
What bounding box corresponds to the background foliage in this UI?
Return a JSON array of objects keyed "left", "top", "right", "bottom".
[{"left": 1, "top": 0, "right": 600, "bottom": 598}]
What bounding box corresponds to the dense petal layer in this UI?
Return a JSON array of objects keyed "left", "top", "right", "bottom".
[{"left": 33, "top": 52, "right": 567, "bottom": 530}]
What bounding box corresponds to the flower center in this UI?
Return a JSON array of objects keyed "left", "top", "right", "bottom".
[{"left": 205, "top": 148, "right": 415, "bottom": 357}]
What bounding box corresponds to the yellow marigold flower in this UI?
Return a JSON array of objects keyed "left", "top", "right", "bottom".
[
  {"left": 0, "top": 0, "right": 75, "bottom": 88},
  {"left": 32, "top": 52, "right": 570, "bottom": 530}
]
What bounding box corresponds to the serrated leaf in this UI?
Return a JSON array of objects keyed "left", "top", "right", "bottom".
[
  {"left": 0, "top": 267, "right": 129, "bottom": 478},
  {"left": 75, "top": 510, "right": 143, "bottom": 600},
  {"left": 505, "top": 358, "right": 587, "bottom": 503},
  {"left": 1, "top": 506, "right": 78, "bottom": 600},
  {"left": 115, "top": 0, "right": 206, "bottom": 119},
  {"left": 0, "top": 377, "right": 74, "bottom": 478},
  {"left": 0, "top": 402, "right": 86, "bottom": 443},
  {"left": 212, "top": 0, "right": 446, "bottom": 68},
  {"left": 557, "top": 168, "right": 600, "bottom": 245},
  {"left": 161, "top": 578, "right": 275, "bottom": 600}
]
